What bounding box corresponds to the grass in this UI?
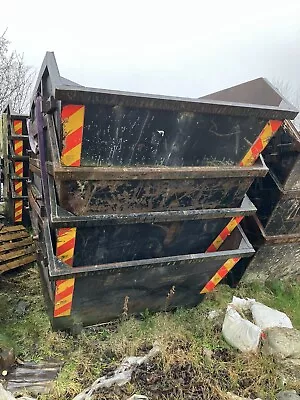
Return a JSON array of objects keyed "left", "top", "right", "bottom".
[{"left": 0, "top": 265, "right": 300, "bottom": 399}]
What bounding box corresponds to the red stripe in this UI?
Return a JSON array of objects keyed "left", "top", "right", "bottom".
[
  {"left": 206, "top": 243, "right": 217, "bottom": 253},
  {"left": 251, "top": 138, "right": 264, "bottom": 158},
  {"left": 269, "top": 120, "right": 282, "bottom": 131},
  {"left": 55, "top": 285, "right": 74, "bottom": 303},
  {"left": 14, "top": 121, "right": 22, "bottom": 135},
  {"left": 217, "top": 265, "right": 228, "bottom": 278},
  {"left": 62, "top": 104, "right": 83, "bottom": 119},
  {"left": 205, "top": 281, "right": 215, "bottom": 292},
  {"left": 235, "top": 216, "right": 244, "bottom": 225},
  {"left": 15, "top": 148, "right": 23, "bottom": 155},
  {"left": 15, "top": 204, "right": 23, "bottom": 212},
  {"left": 54, "top": 301, "right": 72, "bottom": 317},
  {"left": 62, "top": 256, "right": 74, "bottom": 266},
  {"left": 62, "top": 127, "right": 83, "bottom": 153},
  {"left": 15, "top": 169, "right": 24, "bottom": 176},
  {"left": 219, "top": 227, "right": 230, "bottom": 241},
  {"left": 58, "top": 228, "right": 73, "bottom": 235},
  {"left": 69, "top": 159, "right": 80, "bottom": 167},
  {"left": 56, "top": 279, "right": 68, "bottom": 286},
  {"left": 56, "top": 237, "right": 76, "bottom": 257}
]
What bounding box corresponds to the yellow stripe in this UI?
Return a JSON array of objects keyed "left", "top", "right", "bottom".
[
  {"left": 211, "top": 273, "right": 222, "bottom": 286},
  {"left": 15, "top": 162, "right": 23, "bottom": 171},
  {"left": 56, "top": 278, "right": 75, "bottom": 295},
  {"left": 212, "top": 236, "right": 224, "bottom": 249},
  {"left": 61, "top": 143, "right": 81, "bottom": 166},
  {"left": 14, "top": 141, "right": 23, "bottom": 151},
  {"left": 15, "top": 208, "right": 23, "bottom": 216},
  {"left": 15, "top": 182, "right": 22, "bottom": 190},
  {"left": 14, "top": 122, "right": 22, "bottom": 133},
  {"left": 55, "top": 308, "right": 72, "bottom": 317},
  {"left": 259, "top": 122, "right": 273, "bottom": 145},
  {"left": 63, "top": 107, "right": 85, "bottom": 136},
  {"left": 57, "top": 228, "right": 77, "bottom": 247},
  {"left": 15, "top": 200, "right": 23, "bottom": 208},
  {"left": 59, "top": 248, "right": 75, "bottom": 263},
  {"left": 55, "top": 293, "right": 74, "bottom": 309},
  {"left": 241, "top": 152, "right": 254, "bottom": 166},
  {"left": 224, "top": 258, "right": 237, "bottom": 271},
  {"left": 14, "top": 147, "right": 23, "bottom": 156},
  {"left": 226, "top": 218, "right": 239, "bottom": 232},
  {"left": 201, "top": 287, "right": 210, "bottom": 294}
]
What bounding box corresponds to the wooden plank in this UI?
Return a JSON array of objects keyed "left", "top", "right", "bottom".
[
  {"left": 0, "top": 245, "right": 35, "bottom": 263},
  {"left": 0, "top": 237, "right": 33, "bottom": 254},
  {"left": 0, "top": 255, "right": 36, "bottom": 273},
  {"left": 0, "top": 231, "right": 29, "bottom": 242},
  {"left": 0, "top": 225, "right": 26, "bottom": 234}
]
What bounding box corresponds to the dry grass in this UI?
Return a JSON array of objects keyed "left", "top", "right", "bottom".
[{"left": 0, "top": 265, "right": 299, "bottom": 399}]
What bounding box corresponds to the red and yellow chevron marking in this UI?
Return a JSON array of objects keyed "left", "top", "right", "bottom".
[
  {"left": 14, "top": 180, "right": 23, "bottom": 196},
  {"left": 14, "top": 161, "right": 24, "bottom": 177},
  {"left": 13, "top": 120, "right": 22, "bottom": 135},
  {"left": 240, "top": 120, "right": 282, "bottom": 166},
  {"left": 14, "top": 200, "right": 23, "bottom": 223},
  {"left": 61, "top": 105, "right": 85, "bottom": 167},
  {"left": 54, "top": 228, "right": 77, "bottom": 318},
  {"left": 200, "top": 257, "right": 241, "bottom": 294},
  {"left": 54, "top": 278, "right": 76, "bottom": 318},
  {"left": 13, "top": 120, "right": 23, "bottom": 157},
  {"left": 14, "top": 139, "right": 23, "bottom": 156},
  {"left": 206, "top": 216, "right": 244, "bottom": 253}
]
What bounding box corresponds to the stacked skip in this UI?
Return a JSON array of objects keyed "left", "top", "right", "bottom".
[
  {"left": 200, "top": 78, "right": 300, "bottom": 284},
  {"left": 0, "top": 107, "right": 35, "bottom": 274},
  {"left": 27, "top": 53, "right": 297, "bottom": 330},
  {"left": 240, "top": 119, "right": 300, "bottom": 282},
  {"left": 0, "top": 105, "right": 30, "bottom": 225}
]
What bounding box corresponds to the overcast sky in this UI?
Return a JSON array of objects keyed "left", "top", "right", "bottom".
[{"left": 3, "top": 0, "right": 300, "bottom": 102}]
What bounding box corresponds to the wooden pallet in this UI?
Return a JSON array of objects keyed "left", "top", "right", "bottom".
[{"left": 0, "top": 224, "right": 36, "bottom": 274}]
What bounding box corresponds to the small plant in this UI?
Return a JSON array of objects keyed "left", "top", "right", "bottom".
[
  {"left": 122, "top": 296, "right": 129, "bottom": 320},
  {"left": 165, "top": 285, "right": 176, "bottom": 312}
]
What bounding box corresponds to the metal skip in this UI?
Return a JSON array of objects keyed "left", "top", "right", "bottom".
[{"left": 200, "top": 120, "right": 283, "bottom": 293}]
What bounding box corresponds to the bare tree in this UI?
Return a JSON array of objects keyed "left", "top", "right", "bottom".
[
  {"left": 0, "top": 30, "right": 34, "bottom": 114},
  {"left": 272, "top": 78, "right": 300, "bottom": 129}
]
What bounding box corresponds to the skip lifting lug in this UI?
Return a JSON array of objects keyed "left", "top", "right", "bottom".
[{"left": 43, "top": 96, "right": 57, "bottom": 114}]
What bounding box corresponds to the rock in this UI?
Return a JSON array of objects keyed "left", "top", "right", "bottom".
[
  {"left": 276, "top": 390, "right": 300, "bottom": 400},
  {"left": 0, "top": 348, "right": 15, "bottom": 375},
  {"left": 262, "top": 327, "right": 300, "bottom": 360},
  {"left": 208, "top": 310, "right": 221, "bottom": 320},
  {"left": 0, "top": 383, "right": 15, "bottom": 400},
  {"left": 127, "top": 396, "right": 148, "bottom": 400},
  {"left": 15, "top": 300, "right": 28, "bottom": 316},
  {"left": 278, "top": 358, "right": 300, "bottom": 386},
  {"left": 202, "top": 347, "right": 213, "bottom": 361}
]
